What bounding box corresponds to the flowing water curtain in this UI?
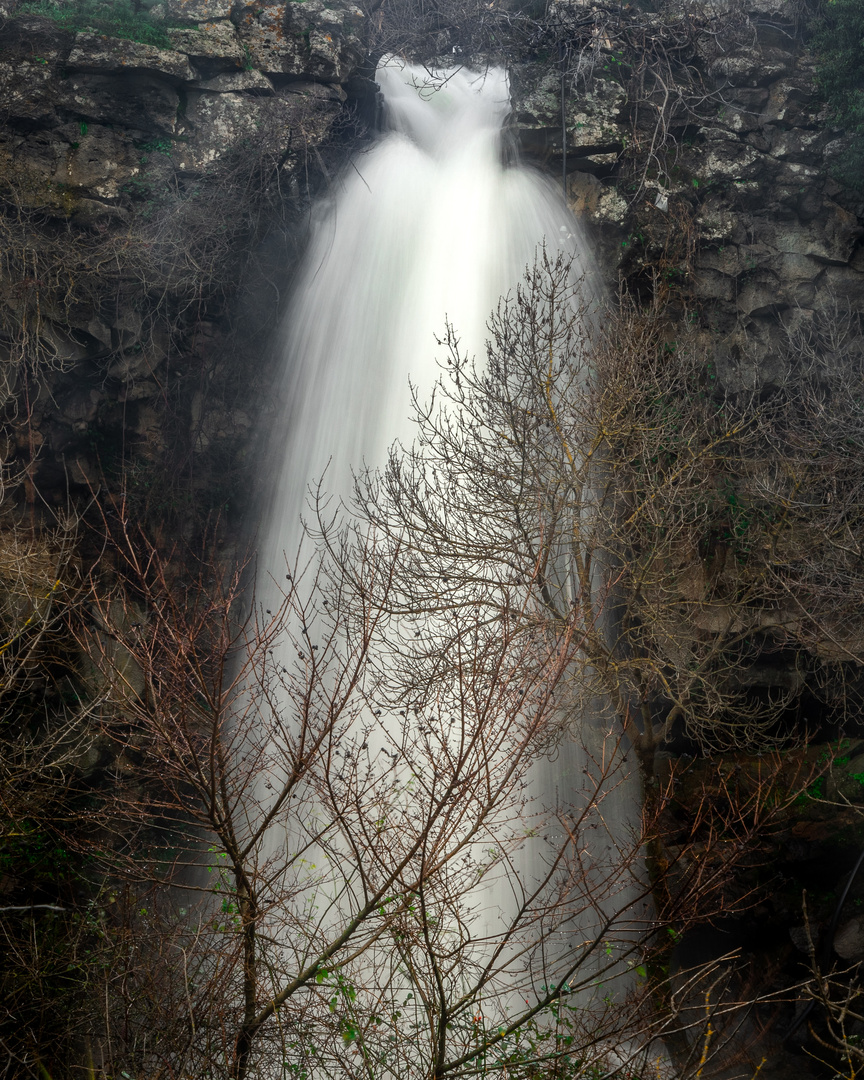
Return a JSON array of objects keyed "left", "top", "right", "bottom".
[{"left": 236, "top": 59, "right": 655, "bottom": 1075}]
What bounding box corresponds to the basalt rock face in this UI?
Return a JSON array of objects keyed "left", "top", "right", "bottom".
[
  {"left": 511, "top": 0, "right": 864, "bottom": 380},
  {"left": 512, "top": 0, "right": 864, "bottom": 723},
  {"left": 0, "top": 0, "right": 370, "bottom": 535}
]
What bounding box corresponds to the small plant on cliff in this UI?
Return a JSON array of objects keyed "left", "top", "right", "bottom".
[{"left": 18, "top": 0, "right": 173, "bottom": 48}]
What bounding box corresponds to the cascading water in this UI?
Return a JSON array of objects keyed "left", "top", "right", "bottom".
[
  {"left": 252, "top": 57, "right": 661, "bottom": 1075},
  {"left": 258, "top": 61, "right": 587, "bottom": 572}
]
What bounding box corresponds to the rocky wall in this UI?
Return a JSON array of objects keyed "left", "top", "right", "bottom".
[
  {"left": 512, "top": 0, "right": 864, "bottom": 382},
  {"left": 1, "top": 3, "right": 863, "bottom": 1072},
  {"left": 0, "top": 0, "right": 371, "bottom": 535},
  {"left": 512, "top": 8, "right": 864, "bottom": 1068}
]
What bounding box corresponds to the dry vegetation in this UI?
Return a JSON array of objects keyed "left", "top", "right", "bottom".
[{"left": 0, "top": 254, "right": 857, "bottom": 1076}]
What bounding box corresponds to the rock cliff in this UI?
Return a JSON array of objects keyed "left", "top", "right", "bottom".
[
  {"left": 513, "top": 0, "right": 864, "bottom": 379},
  {"left": 3, "top": 0, "right": 861, "bottom": 537},
  {"left": 0, "top": 0, "right": 371, "bottom": 534},
  {"left": 2, "top": 3, "right": 863, "bottom": 1075}
]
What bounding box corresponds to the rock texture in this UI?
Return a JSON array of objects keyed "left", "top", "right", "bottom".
[
  {"left": 513, "top": 16, "right": 864, "bottom": 1069},
  {"left": 512, "top": 0, "right": 864, "bottom": 374},
  {"left": 0, "top": 0, "right": 369, "bottom": 530},
  {"left": 234, "top": 0, "right": 366, "bottom": 81},
  {"left": 0, "top": 6, "right": 862, "bottom": 1075}
]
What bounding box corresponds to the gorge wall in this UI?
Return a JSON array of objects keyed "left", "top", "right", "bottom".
[
  {"left": 514, "top": 0, "right": 864, "bottom": 371},
  {"left": 0, "top": 0, "right": 373, "bottom": 540},
  {"left": 2, "top": 0, "right": 861, "bottom": 538},
  {"left": 2, "top": 0, "right": 864, "bottom": 1073}
]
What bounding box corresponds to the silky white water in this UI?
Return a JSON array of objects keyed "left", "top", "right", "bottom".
[
  {"left": 252, "top": 58, "right": 657, "bottom": 1068},
  {"left": 258, "top": 61, "right": 587, "bottom": 571}
]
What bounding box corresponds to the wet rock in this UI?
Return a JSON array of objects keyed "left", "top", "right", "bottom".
[
  {"left": 789, "top": 925, "right": 813, "bottom": 954},
  {"left": 834, "top": 917, "right": 864, "bottom": 961},
  {"left": 568, "top": 79, "right": 628, "bottom": 152},
  {"left": 0, "top": 58, "right": 63, "bottom": 125},
  {"left": 174, "top": 90, "right": 277, "bottom": 170},
  {"left": 761, "top": 204, "right": 863, "bottom": 264},
  {"left": 762, "top": 78, "right": 821, "bottom": 127},
  {"left": 0, "top": 14, "right": 74, "bottom": 61},
  {"left": 79, "top": 600, "right": 148, "bottom": 705},
  {"left": 514, "top": 69, "right": 626, "bottom": 157},
  {"left": 280, "top": 79, "right": 345, "bottom": 102},
  {"left": 0, "top": 122, "right": 141, "bottom": 216},
  {"left": 61, "top": 387, "right": 100, "bottom": 425},
  {"left": 691, "top": 136, "right": 773, "bottom": 184},
  {"left": 191, "top": 67, "right": 273, "bottom": 93},
  {"left": 233, "top": 0, "right": 366, "bottom": 81},
  {"left": 695, "top": 204, "right": 738, "bottom": 244},
  {"left": 826, "top": 753, "right": 864, "bottom": 803},
  {"left": 567, "top": 172, "right": 628, "bottom": 226},
  {"left": 769, "top": 128, "right": 826, "bottom": 163},
  {"left": 58, "top": 123, "right": 142, "bottom": 199},
  {"left": 64, "top": 73, "right": 180, "bottom": 135},
  {"left": 164, "top": 0, "right": 233, "bottom": 22},
  {"left": 708, "top": 46, "right": 794, "bottom": 86}
]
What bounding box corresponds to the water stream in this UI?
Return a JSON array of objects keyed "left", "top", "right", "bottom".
[
  {"left": 258, "top": 61, "right": 586, "bottom": 573},
  {"left": 254, "top": 57, "right": 656, "bottom": 1071}
]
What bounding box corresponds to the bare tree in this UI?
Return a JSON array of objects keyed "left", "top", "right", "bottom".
[
  {"left": 80, "top": 505, "right": 656, "bottom": 1079},
  {"left": 337, "top": 253, "right": 864, "bottom": 772},
  {"left": 7, "top": 251, "right": 858, "bottom": 1077},
  {"left": 64, "top": 382, "right": 831, "bottom": 1080}
]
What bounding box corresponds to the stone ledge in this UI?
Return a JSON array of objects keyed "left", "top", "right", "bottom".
[
  {"left": 67, "top": 32, "right": 194, "bottom": 81},
  {"left": 162, "top": 0, "right": 233, "bottom": 23},
  {"left": 167, "top": 21, "right": 246, "bottom": 71}
]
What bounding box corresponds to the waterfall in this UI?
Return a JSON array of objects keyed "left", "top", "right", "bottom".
[
  {"left": 250, "top": 57, "right": 661, "bottom": 1075},
  {"left": 258, "top": 60, "right": 587, "bottom": 574}
]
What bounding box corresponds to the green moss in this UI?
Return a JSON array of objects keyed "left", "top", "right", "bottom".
[
  {"left": 794, "top": 776, "right": 826, "bottom": 806},
  {"left": 18, "top": 0, "right": 173, "bottom": 49}
]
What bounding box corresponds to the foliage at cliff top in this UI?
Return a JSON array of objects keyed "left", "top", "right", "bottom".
[{"left": 18, "top": 0, "right": 173, "bottom": 47}]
